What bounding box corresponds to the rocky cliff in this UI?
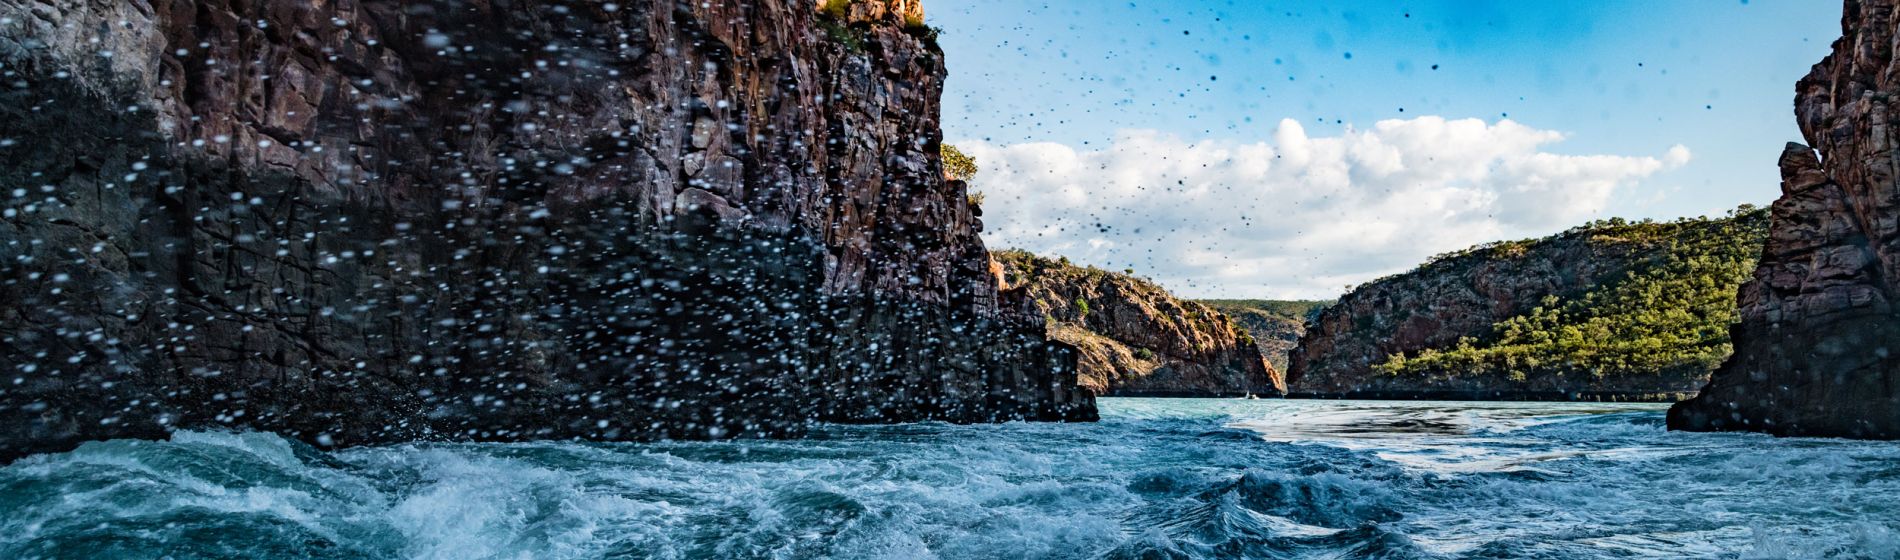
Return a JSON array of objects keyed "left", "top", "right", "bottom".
[
  {"left": 0, "top": 0, "right": 1094, "bottom": 461},
  {"left": 1289, "top": 211, "right": 1769, "bottom": 400},
  {"left": 1671, "top": 0, "right": 1900, "bottom": 438},
  {"left": 992, "top": 250, "right": 1282, "bottom": 396},
  {"left": 1198, "top": 300, "right": 1328, "bottom": 373}
]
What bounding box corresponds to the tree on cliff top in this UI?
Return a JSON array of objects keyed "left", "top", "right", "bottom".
[
  {"left": 943, "top": 143, "right": 983, "bottom": 207},
  {"left": 942, "top": 143, "right": 979, "bottom": 182}
]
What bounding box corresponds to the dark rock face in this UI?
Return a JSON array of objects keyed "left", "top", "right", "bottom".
[
  {"left": 1671, "top": 1, "right": 1900, "bottom": 437},
  {"left": 992, "top": 251, "right": 1282, "bottom": 397},
  {"left": 0, "top": 0, "right": 1094, "bottom": 461}
]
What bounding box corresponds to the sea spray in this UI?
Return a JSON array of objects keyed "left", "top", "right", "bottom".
[{"left": 4, "top": 399, "right": 1898, "bottom": 559}]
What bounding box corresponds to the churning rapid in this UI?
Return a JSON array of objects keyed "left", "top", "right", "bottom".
[{"left": 3, "top": 399, "right": 1897, "bottom": 559}]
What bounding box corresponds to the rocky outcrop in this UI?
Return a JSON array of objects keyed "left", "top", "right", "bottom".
[
  {"left": 1198, "top": 300, "right": 1328, "bottom": 372},
  {"left": 992, "top": 250, "right": 1282, "bottom": 397},
  {"left": 1288, "top": 212, "right": 1767, "bottom": 401},
  {"left": 1671, "top": 0, "right": 1900, "bottom": 438},
  {"left": 0, "top": 0, "right": 1094, "bottom": 461}
]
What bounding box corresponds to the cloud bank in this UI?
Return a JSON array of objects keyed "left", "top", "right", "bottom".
[{"left": 963, "top": 116, "right": 1689, "bottom": 298}]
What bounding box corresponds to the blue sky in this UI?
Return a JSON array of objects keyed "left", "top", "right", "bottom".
[{"left": 929, "top": 1, "right": 1841, "bottom": 298}]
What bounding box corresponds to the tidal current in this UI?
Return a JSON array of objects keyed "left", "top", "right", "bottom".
[{"left": 3, "top": 398, "right": 1897, "bottom": 559}]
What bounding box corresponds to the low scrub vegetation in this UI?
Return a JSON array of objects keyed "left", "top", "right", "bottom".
[{"left": 1375, "top": 206, "right": 1770, "bottom": 380}]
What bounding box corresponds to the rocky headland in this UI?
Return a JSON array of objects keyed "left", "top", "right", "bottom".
[
  {"left": 1671, "top": 0, "right": 1900, "bottom": 438},
  {"left": 0, "top": 0, "right": 1094, "bottom": 461},
  {"left": 992, "top": 250, "right": 1282, "bottom": 397}
]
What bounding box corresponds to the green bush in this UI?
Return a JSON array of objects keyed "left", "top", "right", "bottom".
[
  {"left": 818, "top": 0, "right": 853, "bottom": 19},
  {"left": 942, "top": 143, "right": 979, "bottom": 182},
  {"left": 815, "top": 17, "right": 863, "bottom": 52}
]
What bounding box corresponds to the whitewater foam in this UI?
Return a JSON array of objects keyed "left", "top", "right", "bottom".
[{"left": 3, "top": 399, "right": 1898, "bottom": 559}]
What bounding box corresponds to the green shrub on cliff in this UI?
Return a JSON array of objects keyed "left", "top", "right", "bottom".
[
  {"left": 814, "top": 1, "right": 866, "bottom": 52},
  {"left": 1373, "top": 207, "right": 1771, "bottom": 380},
  {"left": 944, "top": 143, "right": 981, "bottom": 207},
  {"left": 942, "top": 143, "right": 979, "bottom": 182}
]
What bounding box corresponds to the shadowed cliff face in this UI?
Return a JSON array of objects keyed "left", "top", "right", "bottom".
[
  {"left": 0, "top": 0, "right": 1094, "bottom": 461},
  {"left": 1671, "top": 0, "right": 1900, "bottom": 438},
  {"left": 992, "top": 251, "right": 1282, "bottom": 397}
]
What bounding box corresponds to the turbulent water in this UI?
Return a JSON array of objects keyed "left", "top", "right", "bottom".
[{"left": 4, "top": 399, "right": 1899, "bottom": 559}]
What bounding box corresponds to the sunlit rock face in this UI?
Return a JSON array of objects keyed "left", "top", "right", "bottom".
[
  {"left": 991, "top": 251, "right": 1283, "bottom": 397},
  {"left": 1671, "top": 0, "right": 1900, "bottom": 437},
  {"left": 0, "top": 0, "right": 1094, "bottom": 461}
]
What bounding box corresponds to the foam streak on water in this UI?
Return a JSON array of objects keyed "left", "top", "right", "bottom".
[{"left": 2, "top": 399, "right": 1898, "bottom": 559}]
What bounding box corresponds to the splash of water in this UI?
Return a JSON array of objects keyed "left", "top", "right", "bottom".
[{"left": 3, "top": 399, "right": 1897, "bottom": 559}]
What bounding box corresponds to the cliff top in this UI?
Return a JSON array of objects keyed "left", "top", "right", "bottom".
[{"left": 818, "top": 0, "right": 926, "bottom": 26}]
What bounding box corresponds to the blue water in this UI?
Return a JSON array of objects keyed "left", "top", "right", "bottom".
[{"left": 2, "top": 398, "right": 1897, "bottom": 559}]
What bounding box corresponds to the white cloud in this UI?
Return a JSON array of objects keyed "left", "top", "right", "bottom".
[{"left": 962, "top": 116, "right": 1690, "bottom": 299}]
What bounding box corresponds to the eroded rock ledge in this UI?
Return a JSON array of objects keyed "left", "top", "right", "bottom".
[{"left": 0, "top": 0, "right": 1094, "bottom": 461}]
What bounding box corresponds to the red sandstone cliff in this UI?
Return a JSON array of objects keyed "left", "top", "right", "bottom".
[
  {"left": 0, "top": 0, "right": 1094, "bottom": 460},
  {"left": 1671, "top": 0, "right": 1900, "bottom": 437}
]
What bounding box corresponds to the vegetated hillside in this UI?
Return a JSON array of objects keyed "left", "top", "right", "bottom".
[
  {"left": 993, "top": 251, "right": 1283, "bottom": 396},
  {"left": 1196, "top": 300, "right": 1331, "bottom": 372},
  {"left": 1289, "top": 207, "right": 1770, "bottom": 401}
]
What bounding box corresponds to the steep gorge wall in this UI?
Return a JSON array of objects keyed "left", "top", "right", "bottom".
[
  {"left": 1671, "top": 0, "right": 1900, "bottom": 437},
  {"left": 0, "top": 0, "right": 1094, "bottom": 460},
  {"left": 993, "top": 251, "right": 1282, "bottom": 397},
  {"left": 1199, "top": 300, "right": 1328, "bottom": 373}
]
